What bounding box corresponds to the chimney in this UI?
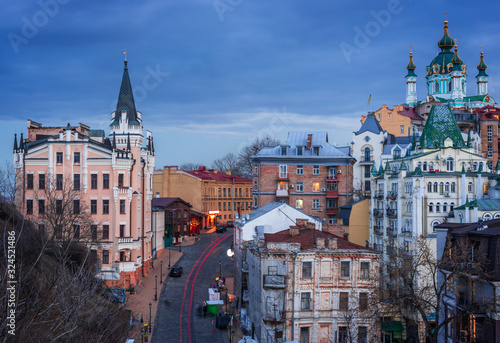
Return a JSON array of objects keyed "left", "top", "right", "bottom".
[
  {"left": 322, "top": 224, "right": 345, "bottom": 238},
  {"left": 316, "top": 237, "right": 325, "bottom": 249},
  {"left": 306, "top": 134, "right": 312, "bottom": 150},
  {"left": 225, "top": 170, "right": 232, "bottom": 175},
  {"left": 289, "top": 226, "right": 300, "bottom": 237},
  {"left": 328, "top": 238, "right": 338, "bottom": 250},
  {"left": 296, "top": 218, "right": 308, "bottom": 228}
]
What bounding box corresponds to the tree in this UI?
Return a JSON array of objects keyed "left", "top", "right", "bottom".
[
  {"left": 0, "top": 160, "right": 16, "bottom": 203},
  {"left": 381, "top": 235, "right": 494, "bottom": 343},
  {"left": 212, "top": 152, "right": 241, "bottom": 175},
  {"left": 179, "top": 162, "right": 203, "bottom": 171},
  {"left": 237, "top": 135, "right": 280, "bottom": 178}
]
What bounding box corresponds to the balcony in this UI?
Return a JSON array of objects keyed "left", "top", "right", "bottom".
[
  {"left": 374, "top": 191, "right": 384, "bottom": 198},
  {"left": 276, "top": 189, "right": 289, "bottom": 197},
  {"left": 387, "top": 191, "right": 398, "bottom": 200},
  {"left": 326, "top": 208, "right": 338, "bottom": 215},
  {"left": 360, "top": 155, "right": 373, "bottom": 164},
  {"left": 115, "top": 260, "right": 137, "bottom": 273},
  {"left": 400, "top": 228, "right": 412, "bottom": 235},
  {"left": 326, "top": 190, "right": 338, "bottom": 198},
  {"left": 326, "top": 175, "right": 337, "bottom": 180},
  {"left": 386, "top": 227, "right": 397, "bottom": 237},
  {"left": 276, "top": 173, "right": 289, "bottom": 180},
  {"left": 386, "top": 209, "right": 397, "bottom": 217},
  {"left": 373, "top": 243, "right": 384, "bottom": 253},
  {"left": 373, "top": 209, "right": 384, "bottom": 217},
  {"left": 117, "top": 236, "right": 135, "bottom": 250},
  {"left": 263, "top": 275, "right": 285, "bottom": 289},
  {"left": 374, "top": 225, "right": 383, "bottom": 235}
]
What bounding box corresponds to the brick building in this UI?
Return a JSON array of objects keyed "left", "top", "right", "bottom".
[
  {"left": 251, "top": 132, "right": 354, "bottom": 223},
  {"left": 13, "top": 59, "right": 156, "bottom": 289},
  {"left": 153, "top": 166, "right": 252, "bottom": 227}
]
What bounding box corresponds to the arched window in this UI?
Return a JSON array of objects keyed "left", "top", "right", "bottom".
[
  {"left": 446, "top": 158, "right": 454, "bottom": 171},
  {"left": 461, "top": 80, "right": 465, "bottom": 91},
  {"left": 468, "top": 182, "right": 473, "bottom": 193},
  {"left": 448, "top": 81, "right": 452, "bottom": 92},
  {"left": 427, "top": 182, "right": 432, "bottom": 192},
  {"left": 433, "top": 182, "right": 438, "bottom": 193},
  {"left": 450, "top": 202, "right": 455, "bottom": 211},
  {"left": 451, "top": 182, "right": 456, "bottom": 193},
  {"left": 457, "top": 212, "right": 463, "bottom": 223},
  {"left": 445, "top": 182, "right": 450, "bottom": 192},
  {"left": 431, "top": 220, "right": 441, "bottom": 232},
  {"left": 393, "top": 147, "right": 401, "bottom": 159},
  {"left": 423, "top": 162, "right": 427, "bottom": 171},
  {"left": 364, "top": 147, "right": 371, "bottom": 161},
  {"left": 436, "top": 203, "right": 441, "bottom": 213},
  {"left": 443, "top": 202, "right": 447, "bottom": 213},
  {"left": 439, "top": 182, "right": 444, "bottom": 194},
  {"left": 434, "top": 81, "right": 440, "bottom": 93},
  {"left": 483, "top": 213, "right": 492, "bottom": 221},
  {"left": 429, "top": 202, "right": 434, "bottom": 212},
  {"left": 473, "top": 162, "right": 478, "bottom": 171},
  {"left": 494, "top": 213, "right": 500, "bottom": 219}
]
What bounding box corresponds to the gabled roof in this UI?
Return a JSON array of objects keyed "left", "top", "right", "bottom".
[
  {"left": 356, "top": 113, "right": 383, "bottom": 135},
  {"left": 111, "top": 61, "right": 139, "bottom": 126},
  {"left": 152, "top": 197, "right": 192, "bottom": 208},
  {"left": 419, "top": 105, "right": 465, "bottom": 149},
  {"left": 244, "top": 202, "right": 307, "bottom": 223},
  {"left": 183, "top": 168, "right": 251, "bottom": 183},
  {"left": 397, "top": 105, "right": 425, "bottom": 120}
]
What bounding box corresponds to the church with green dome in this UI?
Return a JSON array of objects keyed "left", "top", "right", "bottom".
[{"left": 405, "top": 19, "right": 495, "bottom": 110}]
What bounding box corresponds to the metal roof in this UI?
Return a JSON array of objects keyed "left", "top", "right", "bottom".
[{"left": 355, "top": 113, "right": 383, "bottom": 135}]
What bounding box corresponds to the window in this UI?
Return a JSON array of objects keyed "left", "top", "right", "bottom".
[
  {"left": 297, "top": 146, "right": 303, "bottom": 156},
  {"left": 468, "top": 182, "right": 473, "bottom": 193},
  {"left": 433, "top": 182, "right": 438, "bottom": 193},
  {"left": 223, "top": 203, "right": 226, "bottom": 211},
  {"left": 56, "top": 174, "right": 63, "bottom": 190},
  {"left": 439, "top": 182, "right": 444, "bottom": 194},
  {"left": 120, "top": 199, "right": 126, "bottom": 214},
  {"left": 448, "top": 81, "right": 452, "bottom": 92},
  {"left": 436, "top": 203, "right": 440, "bottom": 212},
  {"left": 339, "top": 292, "right": 349, "bottom": 310},
  {"left": 74, "top": 174, "right": 80, "bottom": 190},
  {"left": 281, "top": 146, "right": 287, "bottom": 155},
  {"left": 279, "top": 165, "right": 287, "bottom": 178},
  {"left": 340, "top": 261, "right": 350, "bottom": 278},
  {"left": 446, "top": 157, "right": 454, "bottom": 171},
  {"left": 102, "top": 225, "right": 109, "bottom": 239},
  {"left": 56, "top": 151, "right": 63, "bottom": 164},
  {"left": 313, "top": 147, "right": 319, "bottom": 156},
  {"left": 300, "top": 327, "right": 310, "bottom": 343},
  {"left": 103, "top": 174, "right": 109, "bottom": 189},
  {"left": 312, "top": 199, "right": 320, "bottom": 210},
  {"left": 91, "top": 224, "right": 97, "bottom": 240},
  {"left": 102, "top": 249, "right": 109, "bottom": 264},
  {"left": 393, "top": 147, "right": 401, "bottom": 159},
  {"left": 91, "top": 174, "right": 97, "bottom": 189},
  {"left": 364, "top": 147, "right": 371, "bottom": 161},
  {"left": 423, "top": 162, "right": 427, "bottom": 171},
  {"left": 118, "top": 174, "right": 124, "bottom": 187},
  {"left": 73, "top": 224, "right": 80, "bottom": 238},
  {"left": 38, "top": 199, "right": 45, "bottom": 215},
  {"left": 73, "top": 199, "right": 80, "bottom": 214},
  {"left": 91, "top": 200, "right": 97, "bottom": 214},
  {"left": 103, "top": 199, "right": 109, "bottom": 214},
  {"left": 445, "top": 182, "right": 450, "bottom": 192},
  {"left": 228, "top": 188, "right": 231, "bottom": 197},
  {"left": 296, "top": 199, "right": 303, "bottom": 209},
  {"left": 427, "top": 182, "right": 432, "bottom": 192},
  {"left": 488, "top": 126, "right": 493, "bottom": 142},
  {"left": 300, "top": 293, "right": 311, "bottom": 310},
  {"left": 359, "top": 293, "right": 368, "bottom": 311},
  {"left": 56, "top": 199, "right": 62, "bottom": 214},
  {"left": 313, "top": 182, "right": 320, "bottom": 192},
  {"left": 74, "top": 151, "right": 80, "bottom": 164},
  {"left": 329, "top": 166, "right": 337, "bottom": 176},
  {"left": 429, "top": 202, "right": 433, "bottom": 212},
  {"left": 228, "top": 202, "right": 231, "bottom": 211},
  {"left": 313, "top": 165, "right": 320, "bottom": 175},
  {"left": 26, "top": 199, "right": 33, "bottom": 214},
  {"left": 400, "top": 125, "right": 405, "bottom": 134},
  {"left": 328, "top": 216, "right": 335, "bottom": 224},
  {"left": 38, "top": 223, "right": 45, "bottom": 236},
  {"left": 364, "top": 165, "right": 371, "bottom": 178},
  {"left": 451, "top": 182, "right": 456, "bottom": 193},
  {"left": 360, "top": 262, "right": 370, "bottom": 279},
  {"left": 434, "top": 81, "right": 439, "bottom": 93},
  {"left": 253, "top": 181, "right": 258, "bottom": 190},
  {"left": 297, "top": 165, "right": 304, "bottom": 175},
  {"left": 120, "top": 224, "right": 125, "bottom": 237},
  {"left": 358, "top": 327, "right": 368, "bottom": 343},
  {"left": 27, "top": 174, "right": 33, "bottom": 189},
  {"left": 302, "top": 262, "right": 312, "bottom": 278},
  {"left": 218, "top": 202, "right": 221, "bottom": 210},
  {"left": 339, "top": 327, "right": 348, "bottom": 343},
  {"left": 55, "top": 224, "right": 62, "bottom": 239},
  {"left": 488, "top": 145, "right": 493, "bottom": 158},
  {"left": 39, "top": 174, "right": 45, "bottom": 189},
  {"left": 326, "top": 198, "right": 337, "bottom": 209},
  {"left": 364, "top": 180, "right": 371, "bottom": 191},
  {"left": 223, "top": 188, "right": 226, "bottom": 197},
  {"left": 296, "top": 182, "right": 303, "bottom": 192}
]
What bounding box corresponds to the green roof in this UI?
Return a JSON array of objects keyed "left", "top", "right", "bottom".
[
  {"left": 419, "top": 105, "right": 465, "bottom": 149},
  {"left": 464, "top": 95, "right": 487, "bottom": 102}
]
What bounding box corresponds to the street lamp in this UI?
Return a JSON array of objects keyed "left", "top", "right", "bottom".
[
  {"left": 155, "top": 276, "right": 157, "bottom": 301},
  {"left": 219, "top": 260, "right": 222, "bottom": 280},
  {"left": 160, "top": 261, "right": 163, "bottom": 284},
  {"left": 168, "top": 248, "right": 171, "bottom": 269},
  {"left": 149, "top": 303, "right": 152, "bottom": 333}
]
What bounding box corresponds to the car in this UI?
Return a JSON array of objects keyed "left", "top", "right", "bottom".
[
  {"left": 170, "top": 265, "right": 183, "bottom": 277},
  {"left": 226, "top": 221, "right": 234, "bottom": 227},
  {"left": 216, "top": 225, "right": 227, "bottom": 233}
]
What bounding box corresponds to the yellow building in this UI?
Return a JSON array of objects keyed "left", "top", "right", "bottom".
[
  {"left": 153, "top": 166, "right": 252, "bottom": 227},
  {"left": 361, "top": 104, "right": 424, "bottom": 137},
  {"left": 338, "top": 199, "right": 370, "bottom": 247}
]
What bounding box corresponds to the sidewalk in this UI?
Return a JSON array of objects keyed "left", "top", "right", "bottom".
[{"left": 125, "top": 236, "right": 197, "bottom": 342}]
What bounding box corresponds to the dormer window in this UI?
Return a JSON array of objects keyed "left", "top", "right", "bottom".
[
  {"left": 297, "top": 146, "right": 303, "bottom": 156},
  {"left": 281, "top": 146, "right": 287, "bottom": 156},
  {"left": 393, "top": 147, "right": 401, "bottom": 159},
  {"left": 313, "top": 147, "right": 319, "bottom": 156}
]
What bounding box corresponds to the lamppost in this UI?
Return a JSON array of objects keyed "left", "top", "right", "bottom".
[
  {"left": 168, "top": 248, "right": 171, "bottom": 269},
  {"left": 160, "top": 261, "right": 163, "bottom": 284},
  {"left": 219, "top": 260, "right": 222, "bottom": 280},
  {"left": 155, "top": 276, "right": 157, "bottom": 301},
  {"left": 149, "top": 303, "right": 152, "bottom": 333}
]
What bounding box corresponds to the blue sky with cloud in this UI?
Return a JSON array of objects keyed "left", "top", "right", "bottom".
[{"left": 2, "top": 0, "right": 500, "bottom": 169}]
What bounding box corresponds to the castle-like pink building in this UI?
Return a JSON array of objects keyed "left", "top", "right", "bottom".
[{"left": 14, "top": 59, "right": 156, "bottom": 289}]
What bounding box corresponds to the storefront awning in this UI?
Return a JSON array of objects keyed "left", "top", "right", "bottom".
[{"left": 381, "top": 321, "right": 404, "bottom": 332}]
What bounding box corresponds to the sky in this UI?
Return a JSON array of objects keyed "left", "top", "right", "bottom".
[{"left": 2, "top": 0, "right": 500, "bottom": 170}]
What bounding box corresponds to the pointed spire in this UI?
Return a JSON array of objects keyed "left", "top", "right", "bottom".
[
  {"left": 151, "top": 136, "right": 155, "bottom": 153},
  {"left": 400, "top": 159, "right": 407, "bottom": 170},
  {"left": 19, "top": 133, "right": 24, "bottom": 150},
  {"left": 478, "top": 162, "right": 483, "bottom": 173},
  {"left": 477, "top": 47, "right": 488, "bottom": 77},
  {"left": 378, "top": 164, "right": 384, "bottom": 174},
  {"left": 147, "top": 136, "right": 151, "bottom": 152},
  {"left": 112, "top": 59, "right": 138, "bottom": 125},
  {"left": 411, "top": 132, "right": 417, "bottom": 150},
  {"left": 385, "top": 161, "right": 391, "bottom": 173},
  {"left": 126, "top": 132, "right": 131, "bottom": 152},
  {"left": 496, "top": 158, "right": 500, "bottom": 173},
  {"left": 13, "top": 133, "right": 18, "bottom": 152},
  {"left": 438, "top": 18, "right": 454, "bottom": 51},
  {"left": 461, "top": 163, "right": 466, "bottom": 174},
  {"left": 451, "top": 42, "right": 463, "bottom": 71},
  {"left": 406, "top": 47, "right": 417, "bottom": 77},
  {"left": 466, "top": 130, "right": 472, "bottom": 148}
]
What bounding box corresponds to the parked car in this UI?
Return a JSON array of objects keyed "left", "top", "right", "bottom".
[
  {"left": 226, "top": 221, "right": 234, "bottom": 227},
  {"left": 216, "top": 225, "right": 227, "bottom": 233},
  {"left": 170, "top": 265, "right": 183, "bottom": 277}
]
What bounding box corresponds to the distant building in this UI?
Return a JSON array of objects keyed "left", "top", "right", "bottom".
[
  {"left": 338, "top": 199, "right": 370, "bottom": 247},
  {"left": 243, "top": 219, "right": 380, "bottom": 343},
  {"left": 251, "top": 132, "right": 354, "bottom": 224},
  {"left": 13, "top": 59, "right": 156, "bottom": 289},
  {"left": 153, "top": 166, "right": 252, "bottom": 227}
]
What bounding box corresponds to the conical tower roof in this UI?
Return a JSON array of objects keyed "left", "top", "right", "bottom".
[
  {"left": 112, "top": 60, "right": 139, "bottom": 126},
  {"left": 450, "top": 44, "right": 463, "bottom": 71},
  {"left": 406, "top": 50, "right": 417, "bottom": 77},
  {"left": 438, "top": 20, "right": 454, "bottom": 51},
  {"left": 356, "top": 112, "right": 383, "bottom": 135},
  {"left": 477, "top": 50, "right": 488, "bottom": 77},
  {"left": 419, "top": 105, "right": 465, "bottom": 149}
]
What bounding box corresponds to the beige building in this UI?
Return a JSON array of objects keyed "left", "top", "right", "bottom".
[
  {"left": 338, "top": 199, "right": 370, "bottom": 247},
  {"left": 153, "top": 166, "right": 252, "bottom": 226}
]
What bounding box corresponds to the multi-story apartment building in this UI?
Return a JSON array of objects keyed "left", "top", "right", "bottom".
[
  {"left": 13, "top": 59, "right": 156, "bottom": 289},
  {"left": 153, "top": 166, "right": 252, "bottom": 227},
  {"left": 243, "top": 219, "right": 380, "bottom": 343},
  {"left": 251, "top": 132, "right": 354, "bottom": 223}
]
